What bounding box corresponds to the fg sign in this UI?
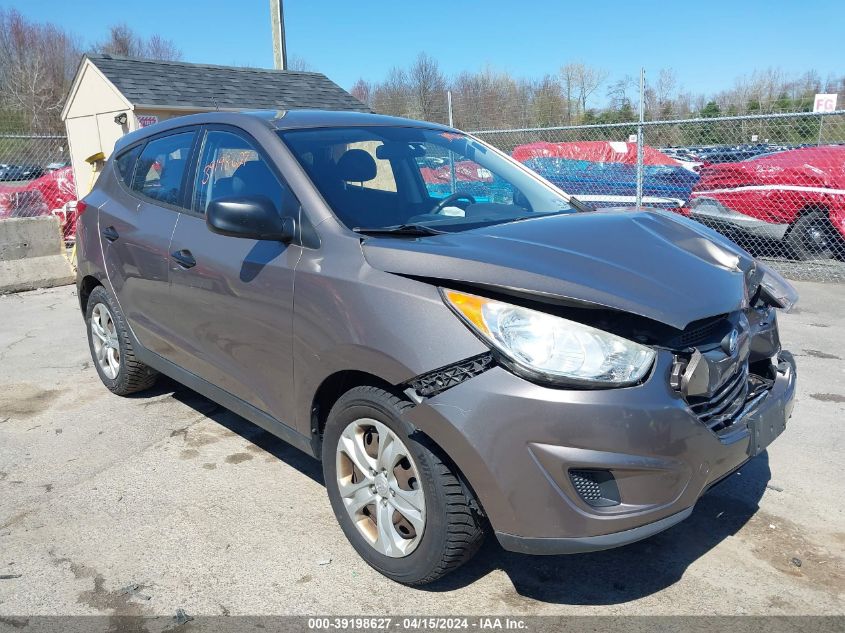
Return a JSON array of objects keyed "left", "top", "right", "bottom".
[
  {"left": 813, "top": 94, "right": 838, "bottom": 113},
  {"left": 137, "top": 115, "right": 159, "bottom": 128}
]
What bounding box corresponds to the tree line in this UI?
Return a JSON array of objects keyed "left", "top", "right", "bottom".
[
  {"left": 350, "top": 53, "right": 845, "bottom": 134},
  {"left": 0, "top": 8, "right": 182, "bottom": 133}
]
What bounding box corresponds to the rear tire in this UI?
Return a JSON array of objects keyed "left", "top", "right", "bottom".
[
  {"left": 785, "top": 210, "right": 837, "bottom": 260},
  {"left": 85, "top": 285, "right": 158, "bottom": 395},
  {"left": 322, "top": 386, "right": 485, "bottom": 585}
]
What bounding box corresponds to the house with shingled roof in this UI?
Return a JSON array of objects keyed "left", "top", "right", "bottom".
[{"left": 61, "top": 54, "right": 368, "bottom": 196}]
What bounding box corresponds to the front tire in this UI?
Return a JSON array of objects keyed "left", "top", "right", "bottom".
[
  {"left": 785, "top": 210, "right": 837, "bottom": 260},
  {"left": 322, "top": 386, "right": 485, "bottom": 585},
  {"left": 85, "top": 285, "right": 158, "bottom": 395}
]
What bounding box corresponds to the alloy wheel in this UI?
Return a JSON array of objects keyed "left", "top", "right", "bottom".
[
  {"left": 335, "top": 419, "right": 426, "bottom": 557},
  {"left": 90, "top": 303, "right": 121, "bottom": 379},
  {"left": 802, "top": 218, "right": 831, "bottom": 254}
]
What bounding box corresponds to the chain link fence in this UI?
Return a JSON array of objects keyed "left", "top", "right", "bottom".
[
  {"left": 0, "top": 131, "right": 77, "bottom": 241},
  {"left": 2, "top": 110, "right": 844, "bottom": 283},
  {"left": 472, "top": 110, "right": 845, "bottom": 283}
]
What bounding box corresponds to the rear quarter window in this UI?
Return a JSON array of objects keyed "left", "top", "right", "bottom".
[{"left": 114, "top": 145, "right": 142, "bottom": 186}]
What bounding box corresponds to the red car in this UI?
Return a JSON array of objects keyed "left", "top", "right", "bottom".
[
  {"left": 685, "top": 145, "right": 845, "bottom": 259},
  {"left": 0, "top": 166, "right": 78, "bottom": 239}
]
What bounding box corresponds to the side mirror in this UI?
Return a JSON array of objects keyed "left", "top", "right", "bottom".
[{"left": 206, "top": 195, "right": 295, "bottom": 243}]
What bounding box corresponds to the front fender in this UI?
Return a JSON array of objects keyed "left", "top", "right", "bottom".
[{"left": 291, "top": 245, "right": 487, "bottom": 437}]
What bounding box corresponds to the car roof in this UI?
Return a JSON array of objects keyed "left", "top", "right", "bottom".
[{"left": 114, "top": 109, "right": 456, "bottom": 153}]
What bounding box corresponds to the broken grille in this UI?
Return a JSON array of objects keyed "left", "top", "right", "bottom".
[
  {"left": 687, "top": 363, "right": 750, "bottom": 433},
  {"left": 669, "top": 316, "right": 729, "bottom": 349}
]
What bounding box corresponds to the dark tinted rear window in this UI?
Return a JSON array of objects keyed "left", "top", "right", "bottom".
[{"left": 114, "top": 145, "right": 141, "bottom": 185}]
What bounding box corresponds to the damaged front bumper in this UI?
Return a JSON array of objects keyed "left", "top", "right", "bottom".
[{"left": 403, "top": 345, "right": 797, "bottom": 556}]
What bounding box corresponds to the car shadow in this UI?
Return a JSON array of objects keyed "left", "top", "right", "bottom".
[
  {"left": 422, "top": 453, "right": 771, "bottom": 603},
  {"left": 150, "top": 376, "right": 324, "bottom": 485},
  {"left": 150, "top": 378, "right": 771, "bottom": 605}
]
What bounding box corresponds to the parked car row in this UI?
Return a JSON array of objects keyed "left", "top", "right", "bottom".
[
  {"left": 0, "top": 163, "right": 45, "bottom": 181},
  {"left": 664, "top": 143, "right": 774, "bottom": 164},
  {"left": 511, "top": 141, "right": 699, "bottom": 209},
  {"left": 683, "top": 145, "right": 845, "bottom": 260},
  {"left": 0, "top": 160, "right": 70, "bottom": 182},
  {"left": 510, "top": 141, "right": 845, "bottom": 260}
]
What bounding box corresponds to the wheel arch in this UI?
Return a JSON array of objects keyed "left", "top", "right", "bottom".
[
  {"left": 309, "top": 370, "right": 489, "bottom": 520},
  {"left": 78, "top": 274, "right": 103, "bottom": 315},
  {"left": 310, "top": 369, "right": 407, "bottom": 444},
  {"left": 796, "top": 202, "right": 830, "bottom": 218}
]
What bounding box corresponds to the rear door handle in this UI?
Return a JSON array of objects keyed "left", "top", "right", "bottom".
[
  {"left": 171, "top": 249, "right": 196, "bottom": 269},
  {"left": 101, "top": 226, "right": 119, "bottom": 242}
]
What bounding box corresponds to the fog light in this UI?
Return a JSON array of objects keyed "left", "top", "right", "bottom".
[{"left": 569, "top": 469, "right": 621, "bottom": 507}]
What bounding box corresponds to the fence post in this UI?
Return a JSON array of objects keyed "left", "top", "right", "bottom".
[
  {"left": 447, "top": 90, "right": 457, "bottom": 193},
  {"left": 636, "top": 67, "right": 645, "bottom": 207}
]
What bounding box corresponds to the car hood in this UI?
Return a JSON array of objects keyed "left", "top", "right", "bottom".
[{"left": 361, "top": 209, "right": 756, "bottom": 330}]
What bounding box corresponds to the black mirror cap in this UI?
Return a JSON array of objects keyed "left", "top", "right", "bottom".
[{"left": 206, "top": 195, "right": 295, "bottom": 243}]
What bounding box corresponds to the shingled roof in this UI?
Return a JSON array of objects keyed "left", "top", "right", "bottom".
[{"left": 85, "top": 54, "right": 368, "bottom": 112}]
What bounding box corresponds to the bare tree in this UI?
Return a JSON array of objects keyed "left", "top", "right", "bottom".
[
  {"left": 287, "top": 55, "right": 313, "bottom": 71},
  {"left": 655, "top": 68, "right": 677, "bottom": 117},
  {"left": 145, "top": 34, "right": 182, "bottom": 61},
  {"left": 607, "top": 75, "right": 635, "bottom": 110},
  {"left": 559, "top": 63, "right": 577, "bottom": 123},
  {"left": 349, "top": 79, "right": 373, "bottom": 107},
  {"left": 93, "top": 23, "right": 181, "bottom": 60},
  {"left": 372, "top": 67, "right": 411, "bottom": 118},
  {"left": 574, "top": 63, "right": 608, "bottom": 114},
  {"left": 94, "top": 24, "right": 140, "bottom": 57},
  {"left": 407, "top": 53, "right": 446, "bottom": 122},
  {"left": 0, "top": 8, "right": 80, "bottom": 131},
  {"left": 532, "top": 75, "right": 565, "bottom": 127}
]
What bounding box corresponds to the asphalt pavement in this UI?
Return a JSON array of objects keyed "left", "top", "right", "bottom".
[{"left": 0, "top": 282, "right": 842, "bottom": 617}]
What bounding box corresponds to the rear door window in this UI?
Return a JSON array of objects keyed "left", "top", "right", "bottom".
[{"left": 131, "top": 131, "right": 195, "bottom": 207}]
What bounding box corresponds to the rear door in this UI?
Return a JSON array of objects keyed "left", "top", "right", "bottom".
[
  {"left": 166, "top": 125, "right": 302, "bottom": 421},
  {"left": 100, "top": 129, "right": 197, "bottom": 357}
]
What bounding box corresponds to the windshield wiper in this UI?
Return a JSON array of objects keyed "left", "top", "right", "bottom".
[
  {"left": 567, "top": 196, "right": 595, "bottom": 213},
  {"left": 353, "top": 223, "right": 446, "bottom": 237}
]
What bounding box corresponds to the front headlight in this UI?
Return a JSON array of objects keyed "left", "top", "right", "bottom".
[
  {"left": 756, "top": 262, "right": 798, "bottom": 312},
  {"left": 442, "top": 289, "right": 656, "bottom": 387}
]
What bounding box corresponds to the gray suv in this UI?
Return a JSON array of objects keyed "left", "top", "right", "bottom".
[{"left": 76, "top": 110, "right": 797, "bottom": 585}]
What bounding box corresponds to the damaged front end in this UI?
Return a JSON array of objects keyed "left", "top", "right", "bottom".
[
  {"left": 400, "top": 259, "right": 797, "bottom": 461},
  {"left": 667, "top": 305, "right": 795, "bottom": 453},
  {"left": 666, "top": 262, "right": 798, "bottom": 455}
]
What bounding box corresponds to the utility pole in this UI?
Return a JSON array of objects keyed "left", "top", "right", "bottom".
[{"left": 270, "top": 0, "right": 287, "bottom": 70}]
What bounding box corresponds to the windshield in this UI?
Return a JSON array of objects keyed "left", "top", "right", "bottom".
[{"left": 278, "top": 126, "right": 574, "bottom": 232}]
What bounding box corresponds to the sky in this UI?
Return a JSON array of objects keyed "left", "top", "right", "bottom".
[{"left": 7, "top": 0, "right": 844, "bottom": 101}]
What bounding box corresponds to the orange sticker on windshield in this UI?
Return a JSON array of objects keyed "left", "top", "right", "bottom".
[{"left": 439, "top": 132, "right": 463, "bottom": 142}]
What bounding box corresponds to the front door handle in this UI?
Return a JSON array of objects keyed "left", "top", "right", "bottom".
[
  {"left": 171, "top": 249, "right": 196, "bottom": 269},
  {"left": 101, "top": 226, "right": 119, "bottom": 242}
]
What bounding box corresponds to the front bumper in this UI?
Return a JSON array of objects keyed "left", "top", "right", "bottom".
[{"left": 404, "top": 349, "right": 796, "bottom": 555}]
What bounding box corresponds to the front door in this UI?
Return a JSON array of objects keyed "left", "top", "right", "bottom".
[
  {"left": 100, "top": 130, "right": 196, "bottom": 357},
  {"left": 166, "top": 127, "right": 301, "bottom": 422}
]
